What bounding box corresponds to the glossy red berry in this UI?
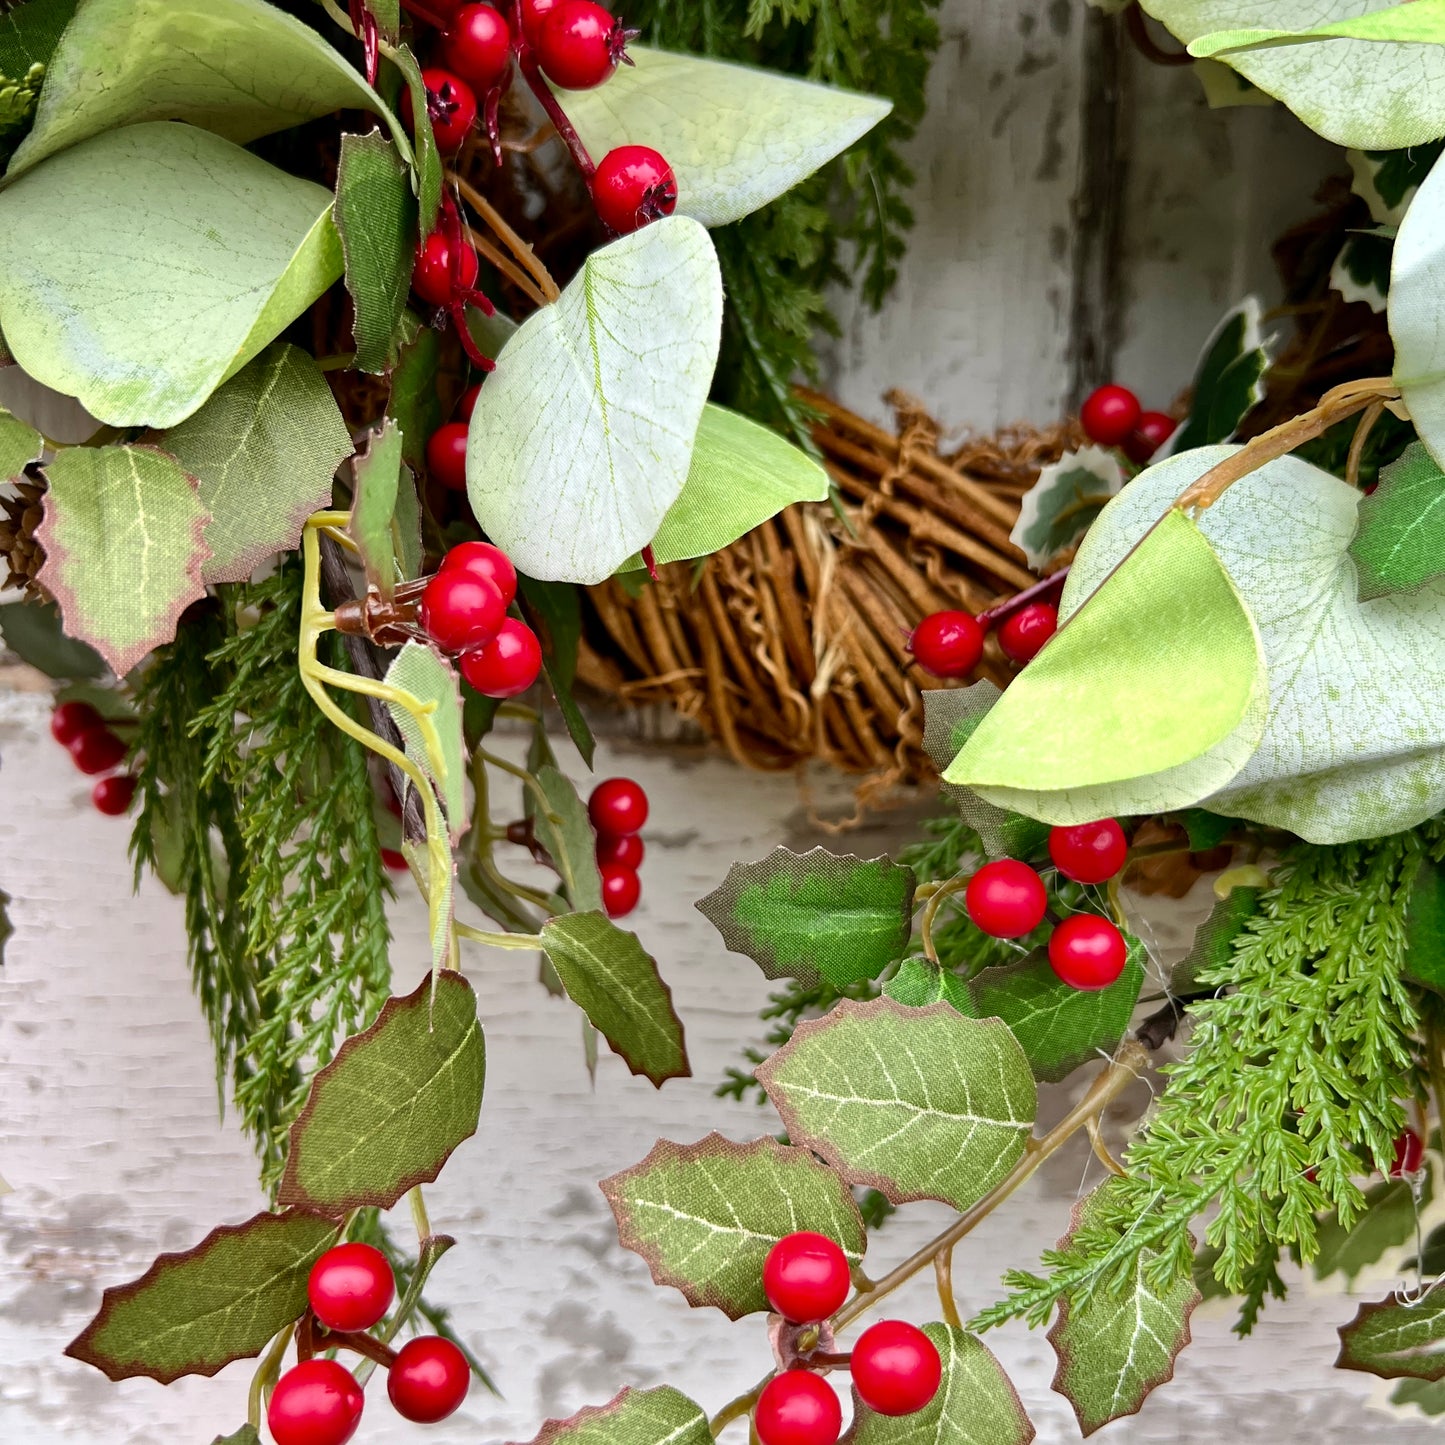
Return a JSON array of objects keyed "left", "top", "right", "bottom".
[
  {"left": 852, "top": 1321, "right": 943, "bottom": 1417},
  {"left": 457, "top": 382, "right": 483, "bottom": 422},
  {"left": 520, "top": 0, "right": 559, "bottom": 42},
  {"left": 381, "top": 847, "right": 410, "bottom": 872},
  {"left": 268, "top": 1359, "right": 364, "bottom": 1445},
  {"left": 446, "top": 4, "right": 513, "bottom": 91},
  {"left": 440, "top": 540, "right": 517, "bottom": 607},
  {"left": 589, "top": 777, "right": 648, "bottom": 835},
  {"left": 908, "top": 610, "right": 983, "bottom": 679},
  {"left": 427, "top": 422, "right": 470, "bottom": 491},
  {"left": 413, "top": 230, "right": 480, "bottom": 307},
  {"left": 308, "top": 1242, "right": 395, "bottom": 1333},
  {"left": 387, "top": 1335, "right": 471, "bottom": 1423},
  {"left": 68, "top": 726, "right": 127, "bottom": 776},
  {"left": 50, "top": 700, "right": 103, "bottom": 746},
  {"left": 536, "top": 0, "right": 626, "bottom": 89},
  {"left": 600, "top": 863, "right": 641, "bottom": 918},
  {"left": 92, "top": 774, "right": 135, "bottom": 816},
  {"left": 459, "top": 618, "right": 543, "bottom": 697},
  {"left": 1080, "top": 384, "right": 1142, "bottom": 448},
  {"left": 1123, "top": 410, "right": 1176, "bottom": 465},
  {"left": 1048, "top": 914, "right": 1129, "bottom": 991},
  {"left": 420, "top": 569, "right": 506, "bottom": 654},
  {"left": 593, "top": 146, "right": 678, "bottom": 234},
  {"left": 596, "top": 831, "right": 644, "bottom": 870},
  {"left": 1048, "top": 819, "right": 1128, "bottom": 885},
  {"left": 754, "top": 1371, "right": 843, "bottom": 1445},
  {"left": 418, "top": 67, "right": 477, "bottom": 152},
  {"left": 965, "top": 859, "right": 1047, "bottom": 939},
  {"left": 1391, "top": 1127, "right": 1425, "bottom": 1178},
  {"left": 997, "top": 602, "right": 1057, "bottom": 664},
  {"left": 762, "top": 1232, "right": 851, "bottom": 1324}
]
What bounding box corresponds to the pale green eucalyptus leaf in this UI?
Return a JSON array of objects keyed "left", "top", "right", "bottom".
[{"left": 1392, "top": 151, "right": 1445, "bottom": 466}]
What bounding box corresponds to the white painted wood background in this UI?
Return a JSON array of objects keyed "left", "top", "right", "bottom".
[{"left": 0, "top": 2, "right": 1428, "bottom": 1441}]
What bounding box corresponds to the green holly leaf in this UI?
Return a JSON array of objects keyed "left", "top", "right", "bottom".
[
  {"left": 1314, "top": 1176, "right": 1433, "bottom": 1284},
  {"left": 348, "top": 420, "right": 410, "bottom": 601},
  {"left": 36, "top": 444, "right": 208, "bottom": 676},
  {"left": 1165, "top": 297, "right": 1270, "bottom": 454},
  {"left": 1175, "top": 808, "right": 1237, "bottom": 851},
  {"left": 1392, "top": 1377, "right": 1445, "bottom": 1415},
  {"left": 1331, "top": 232, "right": 1391, "bottom": 315},
  {"left": 390, "top": 322, "right": 443, "bottom": 474},
  {"left": 64, "top": 1209, "right": 338, "bottom": 1383},
  {"left": 557, "top": 47, "right": 890, "bottom": 229},
  {"left": 1008, "top": 447, "right": 1123, "bottom": 571},
  {"left": 600, "top": 1133, "right": 865, "bottom": 1319},
  {"left": 847, "top": 1324, "right": 1035, "bottom": 1444},
  {"left": 1354, "top": 143, "right": 1444, "bottom": 221},
  {"left": 1338, "top": 1290, "right": 1445, "bottom": 1381},
  {"left": 510, "top": 1386, "right": 711, "bottom": 1445},
  {"left": 384, "top": 640, "right": 468, "bottom": 837},
  {"left": 0, "top": 600, "right": 105, "bottom": 680},
  {"left": 516, "top": 576, "right": 595, "bottom": 766},
  {"left": 467, "top": 218, "right": 722, "bottom": 583},
  {"left": 530, "top": 765, "right": 604, "bottom": 914},
  {"left": 0, "top": 123, "right": 342, "bottom": 428},
  {"left": 884, "top": 958, "right": 978, "bottom": 1015},
  {"left": 278, "top": 972, "right": 485, "bottom": 1213},
  {"left": 0, "top": 404, "right": 40, "bottom": 479},
  {"left": 387, "top": 44, "right": 442, "bottom": 232},
  {"left": 1048, "top": 1180, "right": 1200, "bottom": 1436},
  {"left": 334, "top": 132, "right": 418, "bottom": 375},
  {"left": 1349, "top": 442, "right": 1445, "bottom": 601},
  {"left": 211, "top": 1429, "right": 262, "bottom": 1445},
  {"left": 1170, "top": 887, "right": 1260, "bottom": 995},
  {"left": 757, "top": 1000, "right": 1036, "bottom": 1212},
  {"left": 696, "top": 847, "right": 916, "bottom": 990},
  {"left": 159, "top": 343, "right": 352, "bottom": 584},
  {"left": 540, "top": 912, "right": 690, "bottom": 1087},
  {"left": 1405, "top": 856, "right": 1445, "bottom": 993}
]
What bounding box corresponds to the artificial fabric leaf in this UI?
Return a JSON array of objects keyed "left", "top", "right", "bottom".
[
  {"left": 388, "top": 45, "right": 442, "bottom": 232},
  {"left": 696, "top": 847, "right": 916, "bottom": 990},
  {"left": 0, "top": 0, "right": 76, "bottom": 85},
  {"left": 1393, "top": 152, "right": 1445, "bottom": 467},
  {"left": 884, "top": 958, "right": 978, "bottom": 1015},
  {"left": 557, "top": 47, "right": 891, "bottom": 229},
  {"left": 212, "top": 1429, "right": 262, "bottom": 1445},
  {"left": 1169, "top": 886, "right": 1260, "bottom": 996},
  {"left": 36, "top": 445, "right": 209, "bottom": 676},
  {"left": 390, "top": 322, "right": 443, "bottom": 473},
  {"left": 1392, "top": 1377, "right": 1445, "bottom": 1415},
  {"left": 1049, "top": 1181, "right": 1199, "bottom": 1436},
  {"left": 0, "top": 123, "right": 341, "bottom": 428},
  {"left": 334, "top": 132, "right": 418, "bottom": 374},
  {"left": 1313, "top": 1176, "right": 1433, "bottom": 1285},
  {"left": 516, "top": 575, "right": 595, "bottom": 766},
  {"left": 1331, "top": 233, "right": 1391, "bottom": 314},
  {"left": 511, "top": 1386, "right": 711, "bottom": 1445},
  {"left": 1008, "top": 447, "right": 1123, "bottom": 571},
  {"left": 1176, "top": 808, "right": 1237, "bottom": 851},
  {"left": 1405, "top": 856, "right": 1445, "bottom": 993},
  {"left": 541, "top": 912, "right": 689, "bottom": 1086},
  {"left": 1163, "top": 297, "right": 1269, "bottom": 455},
  {"left": 1338, "top": 1291, "right": 1445, "bottom": 1381},
  {"left": 384, "top": 640, "right": 467, "bottom": 836},
  {"left": 756, "top": 1000, "right": 1036, "bottom": 1212},
  {"left": 530, "top": 765, "right": 604, "bottom": 914},
  {"left": 64, "top": 1209, "right": 338, "bottom": 1383},
  {"left": 160, "top": 344, "right": 351, "bottom": 584},
  {"left": 0, "top": 404, "right": 39, "bottom": 477},
  {"left": 1351, "top": 441, "right": 1445, "bottom": 600},
  {"left": 1351, "top": 142, "right": 1443, "bottom": 225},
  {"left": 947, "top": 505, "right": 1268, "bottom": 825},
  {"left": 600, "top": 1133, "right": 865, "bottom": 1319},
  {"left": 0, "top": 600, "right": 104, "bottom": 679},
  {"left": 6, "top": 0, "right": 403, "bottom": 179},
  {"left": 847, "top": 1324, "right": 1035, "bottom": 1445},
  {"left": 467, "top": 217, "right": 722, "bottom": 583},
  {"left": 277, "top": 972, "right": 485, "bottom": 1213},
  {"left": 348, "top": 420, "right": 408, "bottom": 601}
]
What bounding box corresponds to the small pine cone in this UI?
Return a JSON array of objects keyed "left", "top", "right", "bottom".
[{"left": 0, "top": 478, "right": 48, "bottom": 598}]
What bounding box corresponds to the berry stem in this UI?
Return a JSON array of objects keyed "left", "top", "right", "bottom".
[
  {"left": 510, "top": 0, "right": 596, "bottom": 182},
  {"left": 400, "top": 0, "right": 450, "bottom": 27},
  {"left": 974, "top": 567, "right": 1069, "bottom": 631},
  {"left": 933, "top": 1244, "right": 963, "bottom": 1329},
  {"left": 248, "top": 1322, "right": 298, "bottom": 1429},
  {"left": 918, "top": 873, "right": 970, "bottom": 965},
  {"left": 448, "top": 170, "right": 560, "bottom": 301}
]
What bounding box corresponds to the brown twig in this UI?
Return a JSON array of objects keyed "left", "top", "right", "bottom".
[
  {"left": 463, "top": 223, "right": 550, "bottom": 308},
  {"left": 449, "top": 169, "right": 560, "bottom": 301}
]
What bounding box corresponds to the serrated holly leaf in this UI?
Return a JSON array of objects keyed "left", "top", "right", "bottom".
[
  {"left": 212, "top": 1429, "right": 262, "bottom": 1445},
  {"left": 1350, "top": 442, "right": 1445, "bottom": 600},
  {"left": 467, "top": 218, "right": 722, "bottom": 583},
  {"left": 385, "top": 640, "right": 467, "bottom": 836},
  {"left": 64, "top": 1209, "right": 338, "bottom": 1383},
  {"left": 1406, "top": 856, "right": 1445, "bottom": 993},
  {"left": 511, "top": 1386, "right": 711, "bottom": 1445},
  {"left": 1175, "top": 807, "right": 1236, "bottom": 851},
  {"left": 516, "top": 575, "right": 595, "bottom": 766},
  {"left": 1169, "top": 887, "right": 1260, "bottom": 995},
  {"left": 846, "top": 1325, "right": 1034, "bottom": 1445},
  {"left": 278, "top": 972, "right": 484, "bottom": 1212},
  {"left": 0, "top": 123, "right": 342, "bottom": 428},
  {"left": 1008, "top": 447, "right": 1123, "bottom": 571},
  {"left": 757, "top": 1000, "right": 1036, "bottom": 1211},
  {"left": 1392, "top": 1377, "right": 1445, "bottom": 1415},
  {"left": 349, "top": 420, "right": 409, "bottom": 601},
  {"left": 1352, "top": 143, "right": 1443, "bottom": 224},
  {"left": 0, "top": 600, "right": 105, "bottom": 679},
  {"left": 1163, "top": 297, "right": 1269, "bottom": 454},
  {"left": 1049, "top": 1180, "right": 1199, "bottom": 1436},
  {"left": 696, "top": 847, "right": 916, "bottom": 990},
  {"left": 968, "top": 939, "right": 1144, "bottom": 1084},
  {"left": 884, "top": 959, "right": 978, "bottom": 1015},
  {"left": 1314, "top": 1176, "right": 1433, "bottom": 1284},
  {"left": 540, "top": 912, "right": 689, "bottom": 1087},
  {"left": 1331, "top": 232, "right": 1390, "bottom": 315},
  {"left": 530, "top": 765, "right": 604, "bottom": 914},
  {"left": 159, "top": 344, "right": 351, "bottom": 584},
  {"left": 390, "top": 322, "right": 443, "bottom": 473},
  {"left": 388, "top": 44, "right": 442, "bottom": 233},
  {"left": 600, "top": 1134, "right": 865, "bottom": 1319},
  {"left": 557, "top": 48, "right": 890, "bottom": 229},
  {"left": 1338, "top": 1290, "right": 1445, "bottom": 1381},
  {"left": 36, "top": 444, "right": 208, "bottom": 676}
]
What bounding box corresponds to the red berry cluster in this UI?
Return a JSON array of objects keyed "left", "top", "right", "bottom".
[
  {"left": 425, "top": 383, "right": 481, "bottom": 493},
  {"left": 1078, "top": 383, "right": 1176, "bottom": 465},
  {"left": 268, "top": 1244, "right": 470, "bottom": 1445},
  {"left": 908, "top": 598, "right": 1060, "bottom": 678},
  {"left": 754, "top": 1233, "right": 941, "bottom": 1444},
  {"left": 421, "top": 542, "right": 543, "bottom": 698},
  {"left": 588, "top": 776, "right": 647, "bottom": 918},
  {"left": 49, "top": 701, "right": 134, "bottom": 817}
]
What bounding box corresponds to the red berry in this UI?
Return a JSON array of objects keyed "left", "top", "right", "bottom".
[
  {"left": 427, "top": 422, "right": 470, "bottom": 492},
  {"left": 413, "top": 230, "right": 480, "bottom": 307},
  {"left": 1123, "top": 410, "right": 1176, "bottom": 465},
  {"left": 589, "top": 777, "right": 648, "bottom": 835},
  {"left": 997, "top": 602, "right": 1057, "bottom": 664},
  {"left": 420, "top": 569, "right": 506, "bottom": 654},
  {"left": 268, "top": 1359, "right": 364, "bottom": 1445},
  {"left": 68, "top": 726, "right": 126, "bottom": 776},
  {"left": 1048, "top": 819, "right": 1128, "bottom": 885},
  {"left": 50, "top": 700, "right": 102, "bottom": 746},
  {"left": 381, "top": 847, "right": 410, "bottom": 872},
  {"left": 457, "top": 382, "right": 482, "bottom": 422},
  {"left": 459, "top": 618, "right": 543, "bottom": 697},
  {"left": 428, "top": 0, "right": 468, "bottom": 18},
  {"left": 754, "top": 1371, "right": 842, "bottom": 1445},
  {"left": 762, "top": 1232, "right": 851, "bottom": 1324},
  {"left": 1391, "top": 1128, "right": 1425, "bottom": 1178},
  {"left": 387, "top": 1336, "right": 471, "bottom": 1423},
  {"left": 908, "top": 610, "right": 983, "bottom": 679},
  {"left": 1079, "top": 384, "right": 1142, "bottom": 448},
  {"left": 851, "top": 1321, "right": 942, "bottom": 1417},
  {"left": 520, "top": 0, "right": 559, "bottom": 42},
  {"left": 596, "top": 832, "right": 644, "bottom": 870},
  {"left": 445, "top": 4, "right": 513, "bottom": 91},
  {"left": 92, "top": 774, "right": 135, "bottom": 816},
  {"left": 417, "top": 67, "right": 477, "bottom": 152},
  {"left": 599, "top": 863, "right": 641, "bottom": 918},
  {"left": 536, "top": 0, "right": 626, "bottom": 89},
  {"left": 965, "top": 859, "right": 1047, "bottom": 939},
  {"left": 307, "top": 1242, "right": 395, "bottom": 1333},
  {"left": 592, "top": 146, "right": 678, "bottom": 234},
  {"left": 1048, "top": 914, "right": 1129, "bottom": 991},
  {"left": 440, "top": 540, "right": 517, "bottom": 607}
]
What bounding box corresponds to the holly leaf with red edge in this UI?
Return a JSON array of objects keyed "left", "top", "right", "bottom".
[
  {"left": 1337, "top": 1290, "right": 1445, "bottom": 1381},
  {"left": 510, "top": 1386, "right": 712, "bottom": 1444},
  {"left": 348, "top": 418, "right": 409, "bottom": 602}
]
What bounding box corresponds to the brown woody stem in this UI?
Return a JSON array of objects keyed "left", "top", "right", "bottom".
[{"left": 975, "top": 567, "right": 1070, "bottom": 629}]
